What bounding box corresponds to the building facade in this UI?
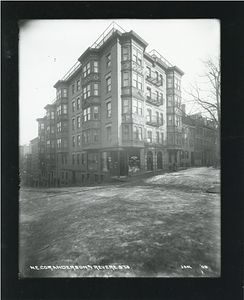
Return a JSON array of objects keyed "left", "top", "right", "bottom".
[
  {"left": 182, "top": 114, "right": 215, "bottom": 167},
  {"left": 34, "top": 24, "right": 186, "bottom": 186}
]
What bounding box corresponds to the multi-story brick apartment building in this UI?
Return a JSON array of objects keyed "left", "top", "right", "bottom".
[
  {"left": 35, "top": 23, "right": 185, "bottom": 186},
  {"left": 182, "top": 113, "right": 215, "bottom": 167}
]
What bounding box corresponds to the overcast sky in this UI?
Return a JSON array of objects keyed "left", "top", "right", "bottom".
[{"left": 19, "top": 19, "right": 220, "bottom": 145}]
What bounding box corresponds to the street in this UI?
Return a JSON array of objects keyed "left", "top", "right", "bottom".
[{"left": 19, "top": 167, "right": 220, "bottom": 277}]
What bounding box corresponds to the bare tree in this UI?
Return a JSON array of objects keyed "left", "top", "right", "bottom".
[{"left": 184, "top": 57, "right": 221, "bottom": 167}]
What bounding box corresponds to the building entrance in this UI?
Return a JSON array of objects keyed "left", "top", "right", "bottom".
[
  {"left": 147, "top": 151, "right": 153, "bottom": 171},
  {"left": 157, "top": 151, "right": 163, "bottom": 169}
]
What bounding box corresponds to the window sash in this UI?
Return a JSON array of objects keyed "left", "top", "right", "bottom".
[{"left": 107, "top": 102, "right": 111, "bottom": 117}]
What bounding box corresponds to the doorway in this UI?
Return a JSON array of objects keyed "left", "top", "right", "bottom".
[
  {"left": 157, "top": 151, "right": 163, "bottom": 169},
  {"left": 147, "top": 151, "right": 153, "bottom": 171}
]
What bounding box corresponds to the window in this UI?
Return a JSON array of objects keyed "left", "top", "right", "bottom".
[
  {"left": 147, "top": 109, "right": 152, "bottom": 122},
  {"left": 147, "top": 131, "right": 152, "bottom": 143},
  {"left": 72, "top": 136, "right": 75, "bottom": 147},
  {"left": 77, "top": 116, "right": 81, "bottom": 128},
  {"left": 161, "top": 132, "right": 164, "bottom": 144},
  {"left": 147, "top": 86, "right": 151, "bottom": 98},
  {"left": 156, "top": 111, "right": 160, "bottom": 123},
  {"left": 124, "top": 125, "right": 130, "bottom": 140},
  {"left": 51, "top": 140, "right": 55, "bottom": 148},
  {"left": 133, "top": 99, "right": 142, "bottom": 115},
  {"left": 155, "top": 71, "right": 159, "bottom": 81},
  {"left": 40, "top": 136, "right": 44, "bottom": 142},
  {"left": 106, "top": 53, "right": 111, "bottom": 67},
  {"left": 57, "top": 105, "right": 61, "bottom": 116},
  {"left": 132, "top": 72, "right": 142, "bottom": 90},
  {"left": 94, "top": 61, "right": 99, "bottom": 73},
  {"left": 83, "top": 62, "right": 91, "bottom": 77},
  {"left": 47, "top": 140, "right": 50, "bottom": 148},
  {"left": 77, "top": 80, "right": 81, "bottom": 91},
  {"left": 167, "top": 77, "right": 173, "bottom": 88},
  {"left": 132, "top": 48, "right": 142, "bottom": 65},
  {"left": 46, "top": 111, "right": 50, "bottom": 118},
  {"left": 106, "top": 102, "right": 111, "bottom": 118},
  {"left": 83, "top": 84, "right": 91, "bottom": 99},
  {"left": 123, "top": 99, "right": 129, "bottom": 113},
  {"left": 84, "top": 107, "right": 91, "bottom": 122},
  {"left": 175, "top": 78, "right": 181, "bottom": 90},
  {"left": 87, "top": 130, "right": 90, "bottom": 143},
  {"left": 123, "top": 72, "right": 129, "bottom": 86},
  {"left": 66, "top": 172, "right": 68, "bottom": 180},
  {"left": 156, "top": 132, "right": 160, "bottom": 143},
  {"left": 47, "top": 125, "right": 50, "bottom": 133},
  {"left": 93, "top": 106, "right": 99, "bottom": 119},
  {"left": 94, "top": 83, "right": 99, "bottom": 96},
  {"left": 57, "top": 89, "right": 61, "bottom": 99},
  {"left": 94, "top": 129, "right": 98, "bottom": 142},
  {"left": 107, "top": 126, "right": 111, "bottom": 141},
  {"left": 160, "top": 113, "right": 164, "bottom": 125},
  {"left": 63, "top": 104, "right": 67, "bottom": 114},
  {"left": 168, "top": 115, "right": 173, "bottom": 126},
  {"left": 57, "top": 139, "right": 61, "bottom": 148},
  {"left": 146, "top": 66, "right": 151, "bottom": 77},
  {"left": 51, "top": 111, "right": 55, "bottom": 119},
  {"left": 176, "top": 116, "right": 181, "bottom": 127},
  {"left": 63, "top": 88, "right": 67, "bottom": 97},
  {"left": 72, "top": 100, "right": 75, "bottom": 112},
  {"left": 40, "top": 123, "right": 44, "bottom": 129},
  {"left": 62, "top": 172, "right": 64, "bottom": 179},
  {"left": 72, "top": 154, "right": 75, "bottom": 164},
  {"left": 63, "top": 139, "right": 68, "bottom": 148},
  {"left": 168, "top": 95, "right": 173, "bottom": 106},
  {"left": 160, "top": 74, "right": 163, "bottom": 85},
  {"left": 185, "top": 151, "right": 189, "bottom": 159},
  {"left": 57, "top": 122, "right": 61, "bottom": 132},
  {"left": 106, "top": 76, "right": 111, "bottom": 92},
  {"left": 133, "top": 125, "right": 138, "bottom": 140},
  {"left": 138, "top": 127, "right": 142, "bottom": 140},
  {"left": 72, "top": 118, "right": 75, "bottom": 130},
  {"left": 77, "top": 154, "right": 80, "bottom": 165},
  {"left": 122, "top": 47, "right": 129, "bottom": 61},
  {"left": 72, "top": 84, "right": 75, "bottom": 94},
  {"left": 168, "top": 133, "right": 173, "bottom": 144},
  {"left": 82, "top": 153, "right": 85, "bottom": 165},
  {"left": 77, "top": 97, "right": 80, "bottom": 110},
  {"left": 156, "top": 91, "right": 159, "bottom": 101},
  {"left": 77, "top": 135, "right": 81, "bottom": 147},
  {"left": 40, "top": 147, "right": 44, "bottom": 153}
]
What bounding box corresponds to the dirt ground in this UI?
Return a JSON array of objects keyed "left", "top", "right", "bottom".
[{"left": 19, "top": 167, "right": 220, "bottom": 277}]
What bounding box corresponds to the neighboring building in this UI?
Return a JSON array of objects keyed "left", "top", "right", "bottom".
[
  {"left": 34, "top": 23, "right": 186, "bottom": 186},
  {"left": 30, "top": 137, "right": 41, "bottom": 186},
  {"left": 182, "top": 113, "right": 215, "bottom": 167}
]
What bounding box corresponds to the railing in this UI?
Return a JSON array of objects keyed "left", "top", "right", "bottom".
[
  {"left": 146, "top": 92, "right": 164, "bottom": 106},
  {"left": 148, "top": 49, "right": 173, "bottom": 68},
  {"left": 146, "top": 115, "right": 164, "bottom": 126},
  {"left": 145, "top": 73, "right": 163, "bottom": 87},
  {"left": 61, "top": 61, "right": 82, "bottom": 81},
  {"left": 91, "top": 21, "right": 126, "bottom": 49}
]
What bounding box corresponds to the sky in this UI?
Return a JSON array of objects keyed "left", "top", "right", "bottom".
[{"left": 19, "top": 19, "right": 220, "bottom": 145}]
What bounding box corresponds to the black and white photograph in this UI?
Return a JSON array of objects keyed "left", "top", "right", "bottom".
[{"left": 19, "top": 19, "right": 221, "bottom": 278}]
